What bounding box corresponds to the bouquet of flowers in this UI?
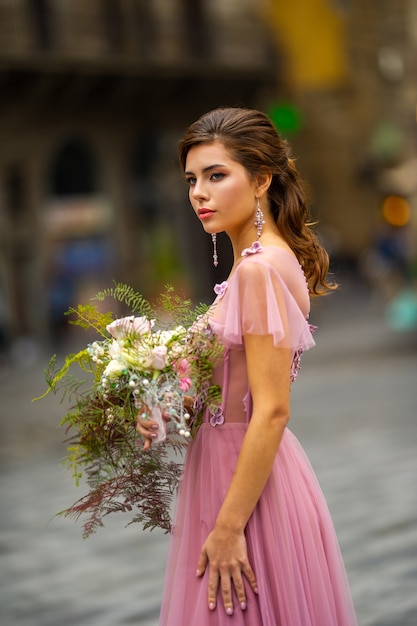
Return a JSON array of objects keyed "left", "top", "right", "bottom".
[{"left": 36, "top": 284, "right": 222, "bottom": 537}]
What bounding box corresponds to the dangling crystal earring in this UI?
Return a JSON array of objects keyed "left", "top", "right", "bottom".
[
  {"left": 254, "top": 198, "right": 265, "bottom": 240},
  {"left": 212, "top": 233, "right": 218, "bottom": 267}
]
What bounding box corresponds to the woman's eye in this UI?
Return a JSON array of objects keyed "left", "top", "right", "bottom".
[
  {"left": 211, "top": 172, "right": 225, "bottom": 181},
  {"left": 185, "top": 177, "right": 196, "bottom": 186}
]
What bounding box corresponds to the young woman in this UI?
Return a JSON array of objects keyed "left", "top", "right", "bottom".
[{"left": 137, "top": 107, "right": 357, "bottom": 625}]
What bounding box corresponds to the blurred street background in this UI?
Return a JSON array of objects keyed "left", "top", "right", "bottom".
[
  {"left": 0, "top": 287, "right": 416, "bottom": 626},
  {"left": 0, "top": 1, "right": 416, "bottom": 625}
]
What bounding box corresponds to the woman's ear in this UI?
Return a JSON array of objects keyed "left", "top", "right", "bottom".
[{"left": 255, "top": 171, "right": 272, "bottom": 197}]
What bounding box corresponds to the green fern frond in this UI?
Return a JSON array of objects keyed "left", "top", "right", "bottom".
[
  {"left": 63, "top": 444, "right": 84, "bottom": 485},
  {"left": 94, "top": 283, "right": 154, "bottom": 317},
  {"left": 33, "top": 348, "right": 92, "bottom": 400},
  {"left": 66, "top": 303, "right": 113, "bottom": 337},
  {"left": 55, "top": 375, "right": 90, "bottom": 405},
  {"left": 156, "top": 286, "right": 191, "bottom": 323},
  {"left": 192, "top": 301, "right": 211, "bottom": 316}
]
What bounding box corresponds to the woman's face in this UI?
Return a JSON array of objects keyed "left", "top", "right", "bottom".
[{"left": 184, "top": 141, "right": 258, "bottom": 237}]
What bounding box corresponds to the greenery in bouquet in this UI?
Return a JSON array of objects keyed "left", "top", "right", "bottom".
[{"left": 36, "top": 284, "right": 223, "bottom": 537}]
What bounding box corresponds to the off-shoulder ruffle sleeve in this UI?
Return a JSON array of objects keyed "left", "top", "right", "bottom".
[{"left": 210, "top": 255, "right": 315, "bottom": 354}]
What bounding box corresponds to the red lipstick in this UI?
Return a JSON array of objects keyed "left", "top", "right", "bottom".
[{"left": 198, "top": 208, "right": 215, "bottom": 220}]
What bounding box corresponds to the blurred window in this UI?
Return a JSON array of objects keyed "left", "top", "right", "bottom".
[
  {"left": 27, "top": 0, "right": 53, "bottom": 50},
  {"left": 102, "top": 0, "right": 124, "bottom": 51},
  {"left": 133, "top": 2, "right": 155, "bottom": 57},
  {"left": 50, "top": 138, "right": 98, "bottom": 197},
  {"left": 131, "top": 132, "right": 159, "bottom": 224},
  {"left": 180, "top": 0, "right": 209, "bottom": 57}
]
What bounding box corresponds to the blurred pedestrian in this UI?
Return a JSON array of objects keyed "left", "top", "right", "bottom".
[{"left": 137, "top": 107, "right": 357, "bottom": 625}]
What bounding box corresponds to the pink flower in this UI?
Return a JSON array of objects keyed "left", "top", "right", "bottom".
[
  {"left": 151, "top": 345, "right": 168, "bottom": 370},
  {"left": 107, "top": 316, "right": 153, "bottom": 339},
  {"left": 174, "top": 358, "right": 192, "bottom": 377},
  {"left": 179, "top": 377, "right": 192, "bottom": 392}
]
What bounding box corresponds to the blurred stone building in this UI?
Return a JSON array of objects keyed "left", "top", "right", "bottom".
[
  {"left": 0, "top": 0, "right": 416, "bottom": 349},
  {"left": 0, "top": 0, "right": 276, "bottom": 347}
]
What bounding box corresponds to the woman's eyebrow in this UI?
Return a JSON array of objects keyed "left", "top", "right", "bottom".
[{"left": 184, "top": 163, "right": 226, "bottom": 176}]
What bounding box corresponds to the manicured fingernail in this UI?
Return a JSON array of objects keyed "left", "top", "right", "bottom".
[
  {"left": 240, "top": 602, "right": 247, "bottom": 610},
  {"left": 151, "top": 424, "right": 159, "bottom": 430},
  {"left": 209, "top": 602, "right": 216, "bottom": 610},
  {"left": 254, "top": 586, "right": 259, "bottom": 594},
  {"left": 196, "top": 569, "right": 201, "bottom": 576},
  {"left": 150, "top": 433, "right": 157, "bottom": 438},
  {"left": 226, "top": 607, "right": 233, "bottom": 616}
]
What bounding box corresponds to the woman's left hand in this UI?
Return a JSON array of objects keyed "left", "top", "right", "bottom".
[{"left": 196, "top": 526, "right": 258, "bottom": 616}]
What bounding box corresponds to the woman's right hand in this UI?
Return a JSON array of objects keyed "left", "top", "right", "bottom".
[
  {"left": 182, "top": 395, "right": 195, "bottom": 417},
  {"left": 136, "top": 405, "right": 161, "bottom": 450},
  {"left": 136, "top": 395, "right": 195, "bottom": 449}
]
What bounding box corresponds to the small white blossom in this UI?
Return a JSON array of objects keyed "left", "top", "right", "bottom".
[{"left": 103, "top": 359, "right": 126, "bottom": 379}]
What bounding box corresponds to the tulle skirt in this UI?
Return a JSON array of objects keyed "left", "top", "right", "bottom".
[{"left": 159, "top": 424, "right": 357, "bottom": 626}]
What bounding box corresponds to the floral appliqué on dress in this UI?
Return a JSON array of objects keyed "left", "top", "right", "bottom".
[
  {"left": 213, "top": 281, "right": 228, "bottom": 299},
  {"left": 209, "top": 405, "right": 225, "bottom": 427},
  {"left": 241, "top": 241, "right": 262, "bottom": 257}
]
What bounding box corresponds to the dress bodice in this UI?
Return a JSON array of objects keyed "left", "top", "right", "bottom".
[{"left": 206, "top": 244, "right": 316, "bottom": 426}]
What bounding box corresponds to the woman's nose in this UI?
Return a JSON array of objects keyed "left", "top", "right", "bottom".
[{"left": 191, "top": 180, "right": 208, "bottom": 200}]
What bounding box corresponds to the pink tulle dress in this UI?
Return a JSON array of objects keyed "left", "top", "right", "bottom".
[{"left": 159, "top": 244, "right": 357, "bottom": 626}]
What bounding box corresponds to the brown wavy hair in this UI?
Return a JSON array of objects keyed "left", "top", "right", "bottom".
[{"left": 179, "top": 107, "right": 337, "bottom": 296}]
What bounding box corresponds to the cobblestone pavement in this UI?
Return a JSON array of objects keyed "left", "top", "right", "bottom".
[{"left": 0, "top": 289, "right": 416, "bottom": 626}]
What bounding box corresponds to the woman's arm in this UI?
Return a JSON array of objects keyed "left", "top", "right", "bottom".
[{"left": 196, "top": 333, "right": 292, "bottom": 616}]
